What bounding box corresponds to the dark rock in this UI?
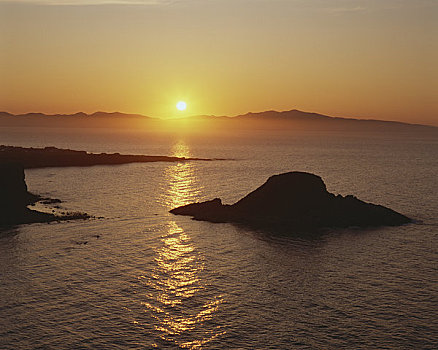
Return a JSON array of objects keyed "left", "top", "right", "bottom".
[
  {"left": 40, "top": 198, "right": 62, "bottom": 205},
  {"left": 171, "top": 198, "right": 225, "bottom": 222},
  {"left": 0, "top": 163, "right": 52, "bottom": 225},
  {"left": 0, "top": 162, "right": 90, "bottom": 226},
  {"left": 170, "top": 171, "right": 411, "bottom": 230},
  {"left": 0, "top": 145, "right": 215, "bottom": 169},
  {"left": 0, "top": 162, "right": 39, "bottom": 209}
]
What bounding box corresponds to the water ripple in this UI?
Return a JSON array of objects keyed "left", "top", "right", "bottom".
[{"left": 134, "top": 141, "right": 224, "bottom": 348}]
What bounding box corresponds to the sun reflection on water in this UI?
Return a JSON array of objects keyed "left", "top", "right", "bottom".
[
  {"left": 159, "top": 141, "right": 203, "bottom": 210},
  {"left": 136, "top": 141, "right": 224, "bottom": 349}
]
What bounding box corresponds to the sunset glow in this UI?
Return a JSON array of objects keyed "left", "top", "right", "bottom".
[
  {"left": 0, "top": 1, "right": 436, "bottom": 124},
  {"left": 0, "top": 1, "right": 436, "bottom": 348}
]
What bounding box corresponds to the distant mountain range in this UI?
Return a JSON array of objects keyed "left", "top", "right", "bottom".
[
  {"left": 0, "top": 109, "right": 436, "bottom": 132},
  {"left": 0, "top": 111, "right": 156, "bottom": 129},
  {"left": 235, "top": 109, "right": 412, "bottom": 124},
  {"left": 232, "top": 109, "right": 438, "bottom": 130},
  {"left": 0, "top": 111, "right": 150, "bottom": 119}
]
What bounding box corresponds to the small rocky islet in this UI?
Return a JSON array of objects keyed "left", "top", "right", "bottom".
[{"left": 170, "top": 171, "right": 411, "bottom": 231}]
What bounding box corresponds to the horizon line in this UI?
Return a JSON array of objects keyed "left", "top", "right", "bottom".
[{"left": 0, "top": 109, "right": 436, "bottom": 128}]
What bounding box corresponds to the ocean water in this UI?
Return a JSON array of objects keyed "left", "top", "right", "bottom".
[{"left": 0, "top": 127, "right": 437, "bottom": 349}]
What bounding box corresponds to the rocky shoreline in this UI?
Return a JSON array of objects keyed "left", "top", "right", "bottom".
[
  {"left": 0, "top": 145, "right": 216, "bottom": 169},
  {"left": 0, "top": 163, "right": 89, "bottom": 226}
]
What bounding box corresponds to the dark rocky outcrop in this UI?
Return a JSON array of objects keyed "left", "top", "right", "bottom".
[
  {"left": 0, "top": 145, "right": 215, "bottom": 169},
  {"left": 0, "top": 163, "right": 89, "bottom": 226},
  {"left": 170, "top": 172, "right": 411, "bottom": 230}
]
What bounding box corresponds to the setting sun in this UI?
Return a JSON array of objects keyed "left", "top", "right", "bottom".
[
  {"left": 1, "top": 1, "right": 437, "bottom": 348},
  {"left": 176, "top": 101, "right": 187, "bottom": 111}
]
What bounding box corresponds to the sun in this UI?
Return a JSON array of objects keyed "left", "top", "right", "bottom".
[{"left": 176, "top": 101, "right": 187, "bottom": 111}]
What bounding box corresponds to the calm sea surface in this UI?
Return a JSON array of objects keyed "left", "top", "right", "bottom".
[{"left": 0, "top": 127, "right": 437, "bottom": 349}]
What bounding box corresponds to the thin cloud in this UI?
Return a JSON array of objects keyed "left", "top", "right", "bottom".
[
  {"left": 1, "top": 0, "right": 435, "bottom": 9},
  {"left": 324, "top": 0, "right": 437, "bottom": 14},
  {"left": 0, "top": 0, "right": 175, "bottom": 5},
  {"left": 327, "top": 6, "right": 366, "bottom": 14}
]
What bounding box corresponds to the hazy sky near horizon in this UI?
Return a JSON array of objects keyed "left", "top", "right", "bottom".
[{"left": 1, "top": 0, "right": 437, "bottom": 124}]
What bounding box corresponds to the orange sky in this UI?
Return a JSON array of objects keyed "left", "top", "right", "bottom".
[{"left": 0, "top": 0, "right": 437, "bottom": 125}]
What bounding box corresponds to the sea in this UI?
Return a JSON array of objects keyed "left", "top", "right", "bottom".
[{"left": 0, "top": 126, "right": 437, "bottom": 349}]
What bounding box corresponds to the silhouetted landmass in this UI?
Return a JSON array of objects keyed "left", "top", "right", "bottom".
[
  {"left": 0, "top": 111, "right": 156, "bottom": 129},
  {"left": 0, "top": 145, "right": 214, "bottom": 169},
  {"left": 231, "top": 109, "right": 437, "bottom": 132},
  {"left": 0, "top": 163, "right": 89, "bottom": 226},
  {"left": 170, "top": 171, "right": 411, "bottom": 230},
  {"left": 0, "top": 111, "right": 148, "bottom": 119},
  {"left": 0, "top": 109, "right": 436, "bottom": 132}
]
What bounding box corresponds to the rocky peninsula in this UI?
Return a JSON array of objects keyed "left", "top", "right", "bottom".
[
  {"left": 0, "top": 163, "right": 89, "bottom": 226},
  {"left": 170, "top": 171, "right": 411, "bottom": 230},
  {"left": 0, "top": 145, "right": 214, "bottom": 169}
]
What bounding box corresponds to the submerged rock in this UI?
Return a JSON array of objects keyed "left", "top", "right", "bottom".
[{"left": 170, "top": 171, "right": 411, "bottom": 230}]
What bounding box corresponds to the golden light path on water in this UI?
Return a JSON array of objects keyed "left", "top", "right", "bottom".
[
  {"left": 140, "top": 141, "right": 224, "bottom": 349},
  {"left": 162, "top": 141, "right": 202, "bottom": 210}
]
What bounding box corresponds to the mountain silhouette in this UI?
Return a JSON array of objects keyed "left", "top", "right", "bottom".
[{"left": 0, "top": 109, "right": 436, "bottom": 131}]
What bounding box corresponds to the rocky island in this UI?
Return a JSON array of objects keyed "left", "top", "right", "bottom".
[
  {"left": 0, "top": 163, "right": 89, "bottom": 226},
  {"left": 0, "top": 145, "right": 215, "bottom": 169},
  {"left": 170, "top": 171, "right": 411, "bottom": 230}
]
